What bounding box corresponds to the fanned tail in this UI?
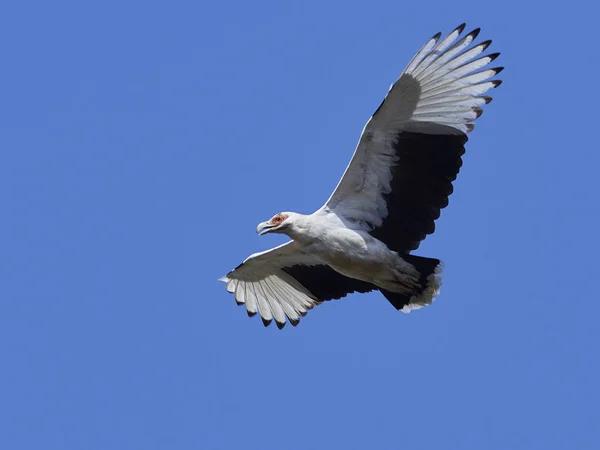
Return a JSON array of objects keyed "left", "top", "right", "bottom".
[{"left": 380, "top": 255, "right": 443, "bottom": 312}]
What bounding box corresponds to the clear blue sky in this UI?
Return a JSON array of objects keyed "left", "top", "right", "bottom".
[{"left": 1, "top": 1, "right": 599, "bottom": 449}]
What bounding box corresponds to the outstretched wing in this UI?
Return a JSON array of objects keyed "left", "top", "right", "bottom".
[
  {"left": 322, "top": 24, "right": 502, "bottom": 253},
  {"left": 220, "top": 242, "right": 375, "bottom": 328}
]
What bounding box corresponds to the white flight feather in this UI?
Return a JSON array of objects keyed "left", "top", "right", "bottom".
[
  {"left": 244, "top": 283, "right": 258, "bottom": 315},
  {"left": 420, "top": 43, "right": 491, "bottom": 86},
  {"left": 265, "top": 276, "right": 300, "bottom": 323},
  {"left": 411, "top": 24, "right": 465, "bottom": 79},
  {"left": 261, "top": 280, "right": 287, "bottom": 326},
  {"left": 416, "top": 31, "right": 479, "bottom": 82},
  {"left": 235, "top": 282, "right": 246, "bottom": 305},
  {"left": 254, "top": 282, "right": 273, "bottom": 323}
]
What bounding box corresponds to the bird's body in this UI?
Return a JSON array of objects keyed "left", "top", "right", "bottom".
[
  {"left": 289, "top": 211, "right": 418, "bottom": 292},
  {"left": 285, "top": 212, "right": 385, "bottom": 281},
  {"left": 221, "top": 24, "right": 502, "bottom": 328}
]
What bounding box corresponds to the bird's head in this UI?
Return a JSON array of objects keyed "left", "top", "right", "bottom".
[{"left": 256, "top": 212, "right": 293, "bottom": 236}]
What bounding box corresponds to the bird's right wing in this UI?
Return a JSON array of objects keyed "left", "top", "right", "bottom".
[{"left": 220, "top": 241, "right": 374, "bottom": 328}]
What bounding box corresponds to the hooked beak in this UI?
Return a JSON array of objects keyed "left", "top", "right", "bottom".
[{"left": 256, "top": 221, "right": 275, "bottom": 235}]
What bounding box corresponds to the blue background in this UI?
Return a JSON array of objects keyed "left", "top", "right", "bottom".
[{"left": 2, "top": 1, "right": 599, "bottom": 449}]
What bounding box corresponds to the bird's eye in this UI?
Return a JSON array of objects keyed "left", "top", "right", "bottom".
[{"left": 275, "top": 216, "right": 282, "bottom": 223}]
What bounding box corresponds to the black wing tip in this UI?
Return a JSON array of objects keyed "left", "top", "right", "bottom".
[
  {"left": 474, "top": 107, "right": 484, "bottom": 119},
  {"left": 275, "top": 320, "right": 286, "bottom": 330},
  {"left": 482, "top": 96, "right": 493, "bottom": 104},
  {"left": 493, "top": 66, "right": 505, "bottom": 75},
  {"left": 488, "top": 52, "right": 501, "bottom": 62},
  {"left": 469, "top": 28, "right": 481, "bottom": 40},
  {"left": 455, "top": 23, "right": 467, "bottom": 34},
  {"left": 480, "top": 39, "right": 492, "bottom": 51},
  {"left": 432, "top": 31, "right": 442, "bottom": 41},
  {"left": 247, "top": 310, "right": 257, "bottom": 317},
  {"left": 262, "top": 317, "right": 272, "bottom": 327},
  {"left": 492, "top": 79, "right": 503, "bottom": 88}
]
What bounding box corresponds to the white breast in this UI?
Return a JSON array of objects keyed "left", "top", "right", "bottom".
[{"left": 312, "top": 228, "right": 395, "bottom": 282}]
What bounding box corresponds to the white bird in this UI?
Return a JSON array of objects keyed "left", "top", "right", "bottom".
[{"left": 220, "top": 24, "right": 502, "bottom": 328}]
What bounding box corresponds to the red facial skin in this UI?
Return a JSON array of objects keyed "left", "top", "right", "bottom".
[{"left": 269, "top": 213, "right": 288, "bottom": 226}]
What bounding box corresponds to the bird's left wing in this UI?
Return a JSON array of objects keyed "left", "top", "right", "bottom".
[
  {"left": 220, "top": 241, "right": 374, "bottom": 328},
  {"left": 321, "top": 24, "right": 502, "bottom": 252}
]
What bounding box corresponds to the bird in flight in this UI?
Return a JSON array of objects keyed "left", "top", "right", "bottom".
[{"left": 221, "top": 24, "right": 502, "bottom": 328}]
